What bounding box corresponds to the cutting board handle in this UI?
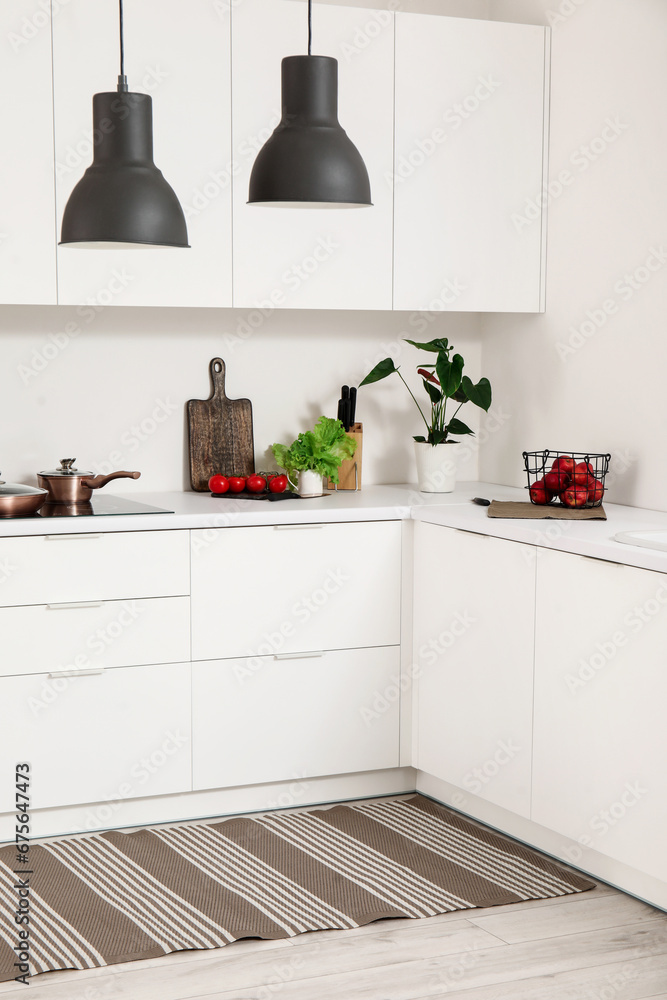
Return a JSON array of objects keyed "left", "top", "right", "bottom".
[{"left": 209, "top": 358, "right": 227, "bottom": 400}]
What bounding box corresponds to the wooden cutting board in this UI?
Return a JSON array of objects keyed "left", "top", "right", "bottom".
[{"left": 187, "top": 358, "right": 255, "bottom": 491}]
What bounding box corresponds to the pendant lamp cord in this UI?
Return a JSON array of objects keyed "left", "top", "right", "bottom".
[
  {"left": 308, "top": 0, "right": 312, "bottom": 55},
  {"left": 117, "top": 0, "right": 128, "bottom": 92}
]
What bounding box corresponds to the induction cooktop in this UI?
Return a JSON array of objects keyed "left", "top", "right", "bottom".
[{"left": 32, "top": 495, "right": 174, "bottom": 518}]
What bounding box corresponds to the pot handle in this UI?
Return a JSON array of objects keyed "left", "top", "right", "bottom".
[{"left": 81, "top": 471, "right": 141, "bottom": 491}]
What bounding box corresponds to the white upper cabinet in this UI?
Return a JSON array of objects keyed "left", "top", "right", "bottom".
[
  {"left": 1, "top": 3, "right": 550, "bottom": 310},
  {"left": 393, "top": 14, "right": 549, "bottom": 312},
  {"left": 52, "top": 0, "right": 232, "bottom": 307},
  {"left": 0, "top": 1, "right": 57, "bottom": 304},
  {"left": 231, "top": 0, "right": 394, "bottom": 310}
]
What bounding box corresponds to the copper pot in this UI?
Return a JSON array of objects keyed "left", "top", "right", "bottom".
[
  {"left": 37, "top": 459, "right": 141, "bottom": 504},
  {"left": 0, "top": 476, "right": 48, "bottom": 517}
]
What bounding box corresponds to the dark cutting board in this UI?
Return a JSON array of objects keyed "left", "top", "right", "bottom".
[{"left": 187, "top": 358, "right": 255, "bottom": 491}]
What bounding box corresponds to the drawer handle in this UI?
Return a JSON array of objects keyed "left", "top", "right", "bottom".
[
  {"left": 44, "top": 534, "right": 104, "bottom": 541},
  {"left": 579, "top": 555, "right": 624, "bottom": 566},
  {"left": 47, "top": 668, "right": 106, "bottom": 678},
  {"left": 273, "top": 651, "right": 325, "bottom": 660},
  {"left": 273, "top": 524, "right": 323, "bottom": 531},
  {"left": 46, "top": 602, "right": 104, "bottom": 611}
]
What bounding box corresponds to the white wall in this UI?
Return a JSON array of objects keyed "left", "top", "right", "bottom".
[
  {"left": 1, "top": 305, "right": 482, "bottom": 492},
  {"left": 480, "top": 0, "right": 667, "bottom": 510}
]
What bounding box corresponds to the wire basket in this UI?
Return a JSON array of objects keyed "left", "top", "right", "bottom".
[{"left": 523, "top": 450, "right": 611, "bottom": 508}]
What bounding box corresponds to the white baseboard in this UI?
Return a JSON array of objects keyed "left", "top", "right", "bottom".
[{"left": 1, "top": 767, "right": 417, "bottom": 842}]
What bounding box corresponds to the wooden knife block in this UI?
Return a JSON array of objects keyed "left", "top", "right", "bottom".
[{"left": 328, "top": 423, "right": 363, "bottom": 491}]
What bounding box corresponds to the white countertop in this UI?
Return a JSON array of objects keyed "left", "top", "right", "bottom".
[
  {"left": 412, "top": 482, "right": 667, "bottom": 573},
  {"left": 0, "top": 485, "right": 414, "bottom": 537},
  {"left": 3, "top": 482, "right": 667, "bottom": 573}
]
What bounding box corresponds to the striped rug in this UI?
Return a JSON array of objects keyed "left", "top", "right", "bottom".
[{"left": 0, "top": 795, "right": 594, "bottom": 983}]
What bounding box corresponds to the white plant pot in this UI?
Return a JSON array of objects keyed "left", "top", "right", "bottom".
[
  {"left": 414, "top": 441, "right": 460, "bottom": 493},
  {"left": 297, "top": 469, "right": 324, "bottom": 497}
]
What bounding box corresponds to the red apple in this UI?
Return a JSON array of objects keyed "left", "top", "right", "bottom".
[
  {"left": 587, "top": 477, "right": 605, "bottom": 504},
  {"left": 561, "top": 484, "right": 589, "bottom": 507},
  {"left": 552, "top": 455, "right": 575, "bottom": 477},
  {"left": 573, "top": 461, "right": 594, "bottom": 485},
  {"left": 529, "top": 478, "right": 553, "bottom": 505},
  {"left": 544, "top": 469, "right": 570, "bottom": 492}
]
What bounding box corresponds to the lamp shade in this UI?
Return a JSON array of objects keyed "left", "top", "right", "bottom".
[
  {"left": 59, "top": 91, "right": 189, "bottom": 248},
  {"left": 248, "top": 55, "right": 372, "bottom": 208}
]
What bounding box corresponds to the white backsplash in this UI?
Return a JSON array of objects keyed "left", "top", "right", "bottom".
[{"left": 0, "top": 305, "right": 483, "bottom": 493}]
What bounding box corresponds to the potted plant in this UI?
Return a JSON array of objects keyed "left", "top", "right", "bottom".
[
  {"left": 360, "top": 337, "right": 492, "bottom": 492},
  {"left": 272, "top": 416, "right": 358, "bottom": 496}
]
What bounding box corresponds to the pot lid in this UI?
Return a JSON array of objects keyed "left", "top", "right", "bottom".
[
  {"left": 0, "top": 476, "right": 48, "bottom": 497},
  {"left": 38, "top": 458, "right": 94, "bottom": 477}
]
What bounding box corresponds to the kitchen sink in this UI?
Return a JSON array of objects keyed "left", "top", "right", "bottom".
[{"left": 614, "top": 529, "right": 667, "bottom": 552}]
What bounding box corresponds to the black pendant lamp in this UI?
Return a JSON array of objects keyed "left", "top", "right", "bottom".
[
  {"left": 59, "top": 0, "right": 189, "bottom": 248},
  {"left": 248, "top": 0, "right": 372, "bottom": 208}
]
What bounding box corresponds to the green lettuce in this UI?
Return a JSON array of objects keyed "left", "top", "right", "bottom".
[{"left": 272, "top": 416, "right": 357, "bottom": 485}]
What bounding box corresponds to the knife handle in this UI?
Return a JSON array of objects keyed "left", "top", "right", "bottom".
[{"left": 349, "top": 387, "right": 357, "bottom": 425}]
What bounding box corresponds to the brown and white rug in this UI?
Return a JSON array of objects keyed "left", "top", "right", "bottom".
[{"left": 0, "top": 795, "right": 594, "bottom": 983}]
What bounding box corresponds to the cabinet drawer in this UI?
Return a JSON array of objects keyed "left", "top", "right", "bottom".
[
  {"left": 193, "top": 646, "right": 401, "bottom": 790},
  {"left": 191, "top": 521, "right": 401, "bottom": 660},
  {"left": 0, "top": 530, "right": 189, "bottom": 606},
  {"left": 0, "top": 597, "right": 190, "bottom": 678},
  {"left": 0, "top": 662, "right": 192, "bottom": 811}
]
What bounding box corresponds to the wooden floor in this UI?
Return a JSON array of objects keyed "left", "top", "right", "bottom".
[{"left": 1, "top": 879, "right": 666, "bottom": 999}]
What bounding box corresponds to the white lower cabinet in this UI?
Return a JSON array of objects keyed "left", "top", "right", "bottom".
[
  {"left": 0, "top": 596, "right": 190, "bottom": 678},
  {"left": 0, "top": 529, "right": 190, "bottom": 607},
  {"left": 192, "top": 647, "right": 400, "bottom": 790},
  {"left": 532, "top": 549, "right": 667, "bottom": 882},
  {"left": 0, "top": 661, "right": 191, "bottom": 813},
  {"left": 414, "top": 524, "right": 536, "bottom": 818},
  {"left": 191, "top": 521, "right": 401, "bottom": 661},
  {"left": 3, "top": 509, "right": 666, "bottom": 906}
]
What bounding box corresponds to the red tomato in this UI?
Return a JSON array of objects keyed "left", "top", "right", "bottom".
[
  {"left": 268, "top": 474, "right": 288, "bottom": 494},
  {"left": 228, "top": 476, "right": 246, "bottom": 493},
  {"left": 208, "top": 474, "right": 229, "bottom": 494},
  {"left": 246, "top": 474, "right": 267, "bottom": 493}
]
